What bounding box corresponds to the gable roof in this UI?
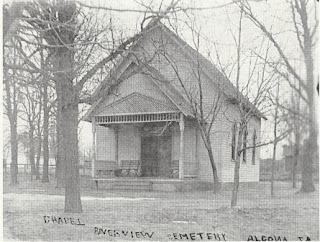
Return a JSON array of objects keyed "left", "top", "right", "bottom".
[
  {"left": 95, "top": 92, "right": 179, "bottom": 116},
  {"left": 154, "top": 22, "right": 266, "bottom": 120},
  {"left": 83, "top": 61, "right": 194, "bottom": 121},
  {"left": 84, "top": 20, "right": 266, "bottom": 121},
  {"left": 140, "top": 64, "right": 194, "bottom": 117}
]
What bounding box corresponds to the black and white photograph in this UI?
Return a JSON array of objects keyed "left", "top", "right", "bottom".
[{"left": 2, "top": 0, "right": 319, "bottom": 241}]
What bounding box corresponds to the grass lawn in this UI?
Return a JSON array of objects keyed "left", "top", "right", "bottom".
[{"left": 3, "top": 174, "right": 319, "bottom": 241}]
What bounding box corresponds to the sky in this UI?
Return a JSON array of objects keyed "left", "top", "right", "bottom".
[{"left": 2, "top": 0, "right": 318, "bottom": 162}]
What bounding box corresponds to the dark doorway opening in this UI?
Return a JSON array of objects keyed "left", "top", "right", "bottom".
[{"left": 141, "top": 135, "right": 172, "bottom": 177}]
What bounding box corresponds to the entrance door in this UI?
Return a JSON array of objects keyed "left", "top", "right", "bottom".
[
  {"left": 141, "top": 136, "right": 172, "bottom": 177},
  {"left": 141, "top": 136, "right": 158, "bottom": 177}
]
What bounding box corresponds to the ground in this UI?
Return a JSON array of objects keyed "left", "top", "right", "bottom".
[{"left": 3, "top": 174, "right": 319, "bottom": 241}]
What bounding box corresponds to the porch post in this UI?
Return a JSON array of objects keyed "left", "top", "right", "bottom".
[
  {"left": 115, "top": 127, "right": 119, "bottom": 165},
  {"left": 91, "top": 117, "right": 96, "bottom": 178},
  {"left": 179, "top": 113, "right": 185, "bottom": 179}
]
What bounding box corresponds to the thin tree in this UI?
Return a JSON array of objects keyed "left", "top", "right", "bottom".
[
  {"left": 270, "top": 80, "right": 280, "bottom": 197},
  {"left": 220, "top": 9, "right": 276, "bottom": 207},
  {"left": 19, "top": 85, "right": 41, "bottom": 179},
  {"left": 3, "top": 42, "right": 21, "bottom": 185},
  {"left": 9, "top": 0, "right": 181, "bottom": 213},
  {"left": 148, "top": 22, "right": 223, "bottom": 192},
  {"left": 238, "top": 0, "right": 317, "bottom": 193}
]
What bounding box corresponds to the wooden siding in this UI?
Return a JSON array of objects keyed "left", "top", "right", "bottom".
[
  {"left": 96, "top": 125, "right": 116, "bottom": 161},
  {"left": 137, "top": 28, "right": 261, "bottom": 183},
  {"left": 96, "top": 72, "right": 174, "bottom": 115},
  {"left": 118, "top": 124, "right": 141, "bottom": 162},
  {"left": 196, "top": 115, "right": 225, "bottom": 182},
  {"left": 219, "top": 104, "right": 261, "bottom": 182},
  {"left": 93, "top": 25, "right": 262, "bottom": 183},
  {"left": 137, "top": 27, "right": 218, "bottom": 113},
  {"left": 172, "top": 123, "right": 198, "bottom": 177}
]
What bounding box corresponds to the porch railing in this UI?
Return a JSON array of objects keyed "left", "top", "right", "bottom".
[
  {"left": 93, "top": 160, "right": 198, "bottom": 178},
  {"left": 95, "top": 112, "right": 180, "bottom": 125}
]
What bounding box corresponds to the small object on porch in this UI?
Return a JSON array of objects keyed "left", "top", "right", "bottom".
[
  {"left": 171, "top": 160, "right": 179, "bottom": 178},
  {"left": 120, "top": 160, "right": 140, "bottom": 177},
  {"left": 95, "top": 160, "right": 117, "bottom": 177}
]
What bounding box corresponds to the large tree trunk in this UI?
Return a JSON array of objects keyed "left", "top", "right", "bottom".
[
  {"left": 231, "top": 127, "right": 243, "bottom": 207},
  {"left": 29, "top": 126, "right": 36, "bottom": 179},
  {"left": 292, "top": 81, "right": 301, "bottom": 189},
  {"left": 61, "top": 86, "right": 82, "bottom": 213},
  {"left": 42, "top": 79, "right": 50, "bottom": 183},
  {"left": 4, "top": 63, "right": 19, "bottom": 185},
  {"left": 300, "top": 26, "right": 316, "bottom": 192},
  {"left": 35, "top": 94, "right": 42, "bottom": 180},
  {"left": 52, "top": 47, "right": 82, "bottom": 213},
  {"left": 55, "top": 75, "right": 65, "bottom": 188},
  {"left": 35, "top": 134, "right": 42, "bottom": 180},
  {"left": 292, "top": 157, "right": 297, "bottom": 189},
  {"left": 301, "top": 138, "right": 315, "bottom": 192}
]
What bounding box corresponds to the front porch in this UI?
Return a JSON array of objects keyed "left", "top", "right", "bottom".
[
  {"left": 87, "top": 92, "right": 201, "bottom": 190},
  {"left": 91, "top": 114, "right": 199, "bottom": 179},
  {"left": 92, "top": 177, "right": 212, "bottom": 192}
]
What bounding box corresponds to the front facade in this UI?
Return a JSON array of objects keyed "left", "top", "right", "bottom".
[{"left": 84, "top": 21, "right": 263, "bottom": 188}]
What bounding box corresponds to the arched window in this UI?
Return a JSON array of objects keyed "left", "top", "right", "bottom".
[
  {"left": 243, "top": 127, "right": 248, "bottom": 163},
  {"left": 231, "top": 123, "right": 237, "bottom": 161},
  {"left": 252, "top": 129, "right": 257, "bottom": 165}
]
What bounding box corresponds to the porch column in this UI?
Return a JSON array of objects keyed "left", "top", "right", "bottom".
[
  {"left": 115, "top": 127, "right": 119, "bottom": 165},
  {"left": 179, "top": 113, "right": 185, "bottom": 179},
  {"left": 91, "top": 117, "right": 96, "bottom": 178}
]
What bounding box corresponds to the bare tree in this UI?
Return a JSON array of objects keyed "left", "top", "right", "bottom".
[
  {"left": 3, "top": 42, "right": 21, "bottom": 185},
  {"left": 19, "top": 85, "right": 41, "bottom": 179},
  {"left": 269, "top": 80, "right": 290, "bottom": 197},
  {"left": 288, "top": 81, "right": 305, "bottom": 188},
  {"left": 34, "top": 91, "right": 43, "bottom": 180},
  {"left": 149, "top": 22, "right": 223, "bottom": 192},
  {"left": 214, "top": 9, "right": 275, "bottom": 207},
  {"left": 237, "top": 0, "right": 318, "bottom": 193},
  {"left": 5, "top": 0, "right": 181, "bottom": 213}
]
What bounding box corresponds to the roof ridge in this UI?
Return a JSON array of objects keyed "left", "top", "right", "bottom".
[
  {"left": 84, "top": 21, "right": 265, "bottom": 121},
  {"left": 155, "top": 22, "right": 266, "bottom": 119}
]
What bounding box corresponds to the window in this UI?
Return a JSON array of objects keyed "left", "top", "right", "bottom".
[
  {"left": 252, "top": 129, "right": 257, "bottom": 165},
  {"left": 243, "top": 127, "right": 248, "bottom": 163},
  {"left": 231, "top": 123, "right": 237, "bottom": 160}
]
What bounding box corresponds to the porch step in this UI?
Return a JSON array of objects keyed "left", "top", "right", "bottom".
[{"left": 111, "top": 180, "right": 152, "bottom": 191}]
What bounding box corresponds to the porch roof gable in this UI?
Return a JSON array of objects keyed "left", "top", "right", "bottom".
[{"left": 96, "top": 92, "right": 180, "bottom": 116}]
